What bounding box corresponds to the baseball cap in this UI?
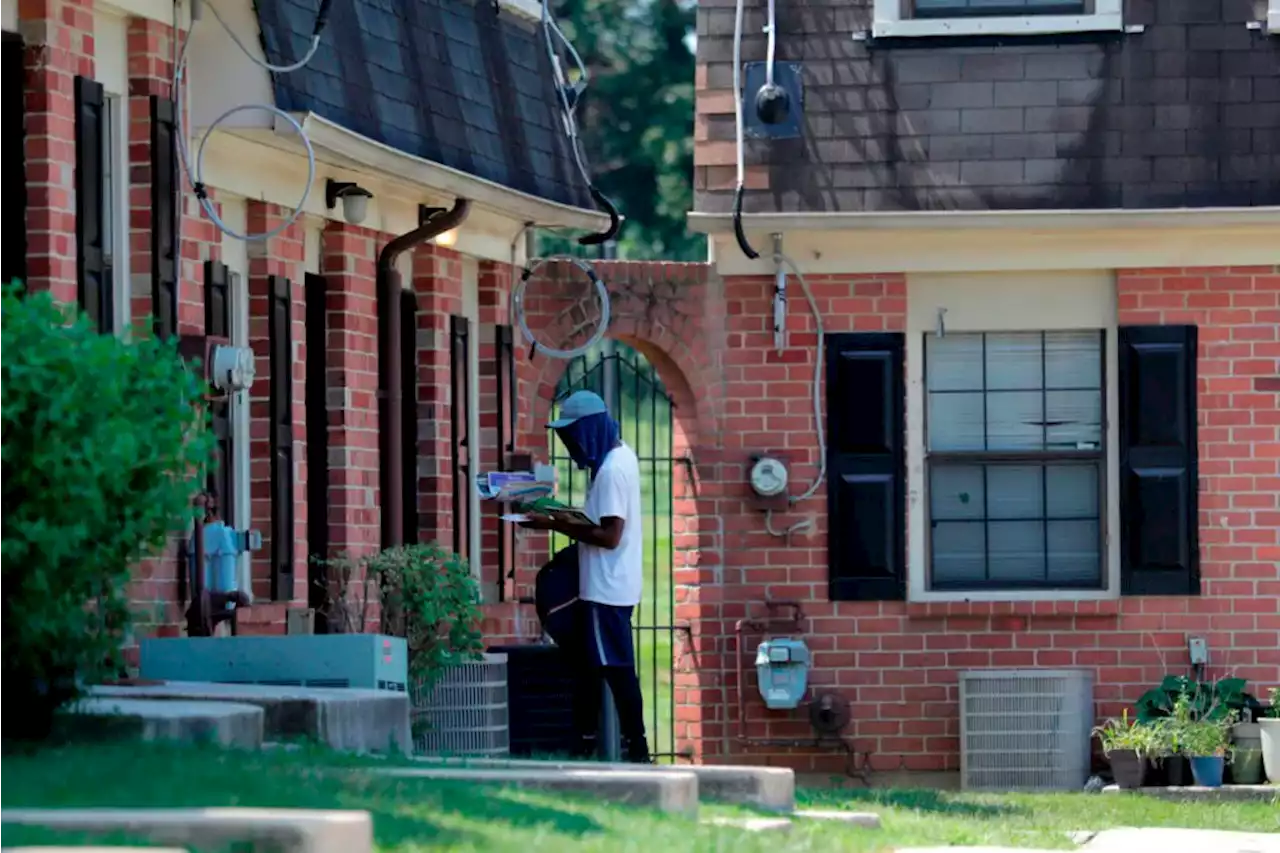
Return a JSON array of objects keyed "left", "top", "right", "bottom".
[{"left": 547, "top": 390, "right": 609, "bottom": 429}]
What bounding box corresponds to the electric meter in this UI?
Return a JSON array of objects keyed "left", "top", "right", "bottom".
[{"left": 749, "top": 456, "right": 789, "bottom": 498}]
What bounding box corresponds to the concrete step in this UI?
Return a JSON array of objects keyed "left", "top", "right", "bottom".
[
  {"left": 61, "top": 698, "right": 264, "bottom": 749},
  {"left": 793, "top": 808, "right": 881, "bottom": 828},
  {"left": 1, "top": 808, "right": 372, "bottom": 853},
  {"left": 376, "top": 766, "right": 699, "bottom": 817},
  {"left": 702, "top": 816, "right": 792, "bottom": 833},
  {"left": 410, "top": 756, "right": 795, "bottom": 811},
  {"left": 1101, "top": 783, "right": 1279, "bottom": 802},
  {"left": 90, "top": 682, "right": 410, "bottom": 756}
]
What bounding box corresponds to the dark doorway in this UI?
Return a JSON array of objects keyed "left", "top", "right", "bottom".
[
  {"left": 2, "top": 31, "right": 27, "bottom": 288},
  {"left": 305, "top": 273, "right": 330, "bottom": 630}
]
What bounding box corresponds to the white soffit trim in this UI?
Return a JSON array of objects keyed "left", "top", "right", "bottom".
[
  {"left": 275, "top": 112, "right": 610, "bottom": 234},
  {"left": 496, "top": 0, "right": 541, "bottom": 23},
  {"left": 694, "top": 207, "right": 1280, "bottom": 275},
  {"left": 868, "top": 0, "right": 1127, "bottom": 39}
]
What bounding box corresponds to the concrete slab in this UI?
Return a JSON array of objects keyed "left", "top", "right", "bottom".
[
  {"left": 377, "top": 766, "right": 699, "bottom": 817},
  {"left": 793, "top": 809, "right": 881, "bottom": 828},
  {"left": 62, "top": 698, "right": 264, "bottom": 749},
  {"left": 894, "top": 848, "right": 1061, "bottom": 853},
  {"left": 411, "top": 756, "right": 795, "bottom": 811},
  {"left": 1082, "top": 828, "right": 1280, "bottom": 853},
  {"left": 1101, "top": 784, "right": 1279, "bottom": 802},
  {"left": 702, "top": 816, "right": 793, "bottom": 833},
  {"left": 5, "top": 849, "right": 189, "bottom": 852},
  {"left": 1, "top": 808, "right": 372, "bottom": 853},
  {"left": 91, "top": 682, "right": 410, "bottom": 756}
]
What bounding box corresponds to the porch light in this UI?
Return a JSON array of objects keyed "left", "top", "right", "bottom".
[
  {"left": 325, "top": 178, "right": 374, "bottom": 225},
  {"left": 435, "top": 228, "right": 459, "bottom": 248}
]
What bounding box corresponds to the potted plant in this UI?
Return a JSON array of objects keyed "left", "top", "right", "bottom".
[
  {"left": 1230, "top": 703, "right": 1265, "bottom": 785},
  {"left": 1261, "top": 687, "right": 1280, "bottom": 784},
  {"left": 1181, "top": 713, "right": 1235, "bottom": 788},
  {"left": 1093, "top": 710, "right": 1157, "bottom": 789}
]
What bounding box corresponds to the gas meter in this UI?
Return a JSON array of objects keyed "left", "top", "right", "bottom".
[{"left": 755, "top": 637, "right": 811, "bottom": 710}]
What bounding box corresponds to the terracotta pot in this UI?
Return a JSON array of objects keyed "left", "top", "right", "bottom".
[{"left": 1108, "top": 748, "right": 1146, "bottom": 790}]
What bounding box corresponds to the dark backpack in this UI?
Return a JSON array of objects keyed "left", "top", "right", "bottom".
[{"left": 535, "top": 544, "right": 581, "bottom": 648}]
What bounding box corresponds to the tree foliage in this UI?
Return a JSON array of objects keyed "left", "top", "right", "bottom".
[
  {"left": 538, "top": 0, "right": 703, "bottom": 262},
  {"left": 1, "top": 284, "right": 213, "bottom": 739}
]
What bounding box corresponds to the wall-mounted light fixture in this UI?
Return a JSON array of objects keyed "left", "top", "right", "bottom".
[
  {"left": 326, "top": 178, "right": 374, "bottom": 226},
  {"left": 419, "top": 203, "right": 460, "bottom": 248}
]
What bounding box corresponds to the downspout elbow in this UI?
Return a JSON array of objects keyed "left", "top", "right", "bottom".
[{"left": 378, "top": 198, "right": 471, "bottom": 273}]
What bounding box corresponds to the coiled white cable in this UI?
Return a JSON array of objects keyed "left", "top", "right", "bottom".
[
  {"left": 172, "top": 0, "right": 324, "bottom": 242},
  {"left": 513, "top": 255, "right": 611, "bottom": 360}
]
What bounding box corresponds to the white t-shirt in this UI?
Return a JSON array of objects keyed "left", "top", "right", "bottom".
[{"left": 579, "top": 443, "right": 643, "bottom": 607}]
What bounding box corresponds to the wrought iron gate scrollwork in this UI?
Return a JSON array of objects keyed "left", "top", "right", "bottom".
[{"left": 548, "top": 340, "right": 679, "bottom": 763}]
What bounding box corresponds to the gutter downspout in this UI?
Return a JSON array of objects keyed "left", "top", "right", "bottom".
[{"left": 377, "top": 198, "right": 471, "bottom": 548}]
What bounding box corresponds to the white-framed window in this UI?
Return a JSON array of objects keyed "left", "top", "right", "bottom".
[
  {"left": 906, "top": 271, "right": 1120, "bottom": 602},
  {"left": 94, "top": 10, "right": 130, "bottom": 334},
  {"left": 924, "top": 331, "right": 1105, "bottom": 592},
  {"left": 871, "top": 0, "right": 1124, "bottom": 39}
]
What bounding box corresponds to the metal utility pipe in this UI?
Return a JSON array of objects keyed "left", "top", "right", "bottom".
[
  {"left": 377, "top": 198, "right": 471, "bottom": 548},
  {"left": 731, "top": 601, "right": 861, "bottom": 776}
]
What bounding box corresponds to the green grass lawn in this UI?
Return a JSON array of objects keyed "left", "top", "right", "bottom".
[{"left": 4, "top": 742, "right": 1276, "bottom": 852}]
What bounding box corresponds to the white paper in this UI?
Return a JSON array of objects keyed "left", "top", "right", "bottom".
[{"left": 501, "top": 513, "right": 531, "bottom": 523}]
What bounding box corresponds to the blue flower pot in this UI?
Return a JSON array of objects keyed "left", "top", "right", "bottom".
[{"left": 1189, "top": 755, "right": 1225, "bottom": 788}]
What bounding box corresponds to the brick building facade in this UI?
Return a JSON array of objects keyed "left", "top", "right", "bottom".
[{"left": 8, "top": 0, "right": 1280, "bottom": 782}]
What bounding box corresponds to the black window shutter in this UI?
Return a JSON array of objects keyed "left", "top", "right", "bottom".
[
  {"left": 3, "top": 32, "right": 28, "bottom": 289},
  {"left": 1119, "top": 325, "right": 1200, "bottom": 596},
  {"left": 826, "top": 332, "right": 906, "bottom": 602},
  {"left": 401, "top": 290, "right": 419, "bottom": 545},
  {"left": 449, "top": 315, "right": 471, "bottom": 561},
  {"left": 151, "top": 96, "right": 179, "bottom": 340},
  {"left": 269, "top": 276, "right": 295, "bottom": 601},
  {"left": 74, "top": 75, "right": 108, "bottom": 331}
]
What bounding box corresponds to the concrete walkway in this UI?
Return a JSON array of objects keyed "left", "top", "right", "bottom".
[
  {"left": 410, "top": 756, "right": 796, "bottom": 810},
  {"left": 896, "top": 827, "right": 1280, "bottom": 853}
]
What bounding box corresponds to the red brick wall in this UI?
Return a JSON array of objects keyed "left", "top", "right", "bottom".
[
  {"left": 502, "top": 260, "right": 1280, "bottom": 775},
  {"left": 20, "top": 0, "right": 95, "bottom": 305}
]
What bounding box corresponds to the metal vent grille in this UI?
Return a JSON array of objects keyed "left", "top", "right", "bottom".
[
  {"left": 960, "top": 668, "right": 1094, "bottom": 791},
  {"left": 413, "top": 653, "right": 509, "bottom": 758}
]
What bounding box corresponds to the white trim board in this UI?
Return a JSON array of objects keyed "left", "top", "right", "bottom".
[
  {"left": 868, "top": 0, "right": 1128, "bottom": 39},
  {"left": 904, "top": 270, "right": 1121, "bottom": 603},
  {"left": 696, "top": 208, "right": 1280, "bottom": 276}
]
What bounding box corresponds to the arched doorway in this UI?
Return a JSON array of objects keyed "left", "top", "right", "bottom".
[{"left": 546, "top": 340, "right": 678, "bottom": 763}]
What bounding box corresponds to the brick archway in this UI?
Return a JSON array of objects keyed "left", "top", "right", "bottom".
[{"left": 513, "top": 260, "right": 726, "bottom": 762}]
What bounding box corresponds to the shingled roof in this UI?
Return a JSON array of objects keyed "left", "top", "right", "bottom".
[{"left": 255, "top": 0, "right": 594, "bottom": 210}]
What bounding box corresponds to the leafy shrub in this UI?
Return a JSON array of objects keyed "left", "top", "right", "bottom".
[
  {"left": 1136, "top": 675, "right": 1260, "bottom": 723},
  {"left": 1093, "top": 710, "right": 1160, "bottom": 757},
  {"left": 2, "top": 284, "right": 212, "bottom": 739},
  {"left": 316, "top": 543, "right": 483, "bottom": 689}
]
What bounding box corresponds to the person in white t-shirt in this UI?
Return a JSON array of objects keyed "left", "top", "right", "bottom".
[{"left": 520, "top": 390, "right": 649, "bottom": 763}]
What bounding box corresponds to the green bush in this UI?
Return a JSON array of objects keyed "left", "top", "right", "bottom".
[
  {"left": 2, "top": 283, "right": 212, "bottom": 739},
  {"left": 317, "top": 543, "right": 484, "bottom": 690},
  {"left": 375, "top": 543, "right": 484, "bottom": 689}
]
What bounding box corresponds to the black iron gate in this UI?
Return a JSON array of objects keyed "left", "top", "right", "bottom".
[{"left": 548, "top": 340, "right": 678, "bottom": 763}]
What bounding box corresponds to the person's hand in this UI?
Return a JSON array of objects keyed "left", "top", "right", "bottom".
[{"left": 518, "top": 512, "right": 556, "bottom": 531}]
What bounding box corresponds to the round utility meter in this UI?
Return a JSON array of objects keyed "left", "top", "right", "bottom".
[
  {"left": 211, "top": 344, "right": 256, "bottom": 393},
  {"left": 749, "top": 456, "right": 789, "bottom": 498}
]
